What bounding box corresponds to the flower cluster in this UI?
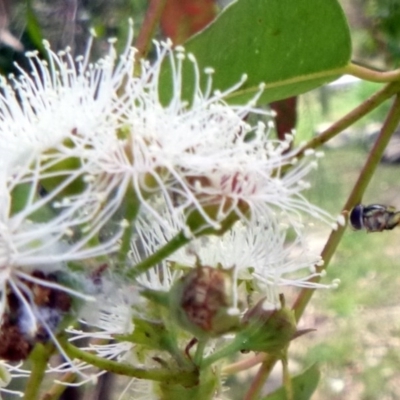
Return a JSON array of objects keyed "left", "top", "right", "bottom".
[{"left": 0, "top": 25, "right": 339, "bottom": 396}]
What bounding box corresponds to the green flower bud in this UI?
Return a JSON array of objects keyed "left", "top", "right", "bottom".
[
  {"left": 237, "top": 296, "right": 309, "bottom": 355},
  {"left": 169, "top": 266, "right": 240, "bottom": 339}
]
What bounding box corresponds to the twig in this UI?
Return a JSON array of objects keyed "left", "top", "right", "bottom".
[
  {"left": 24, "top": 343, "right": 53, "bottom": 400},
  {"left": 294, "top": 81, "right": 400, "bottom": 159},
  {"left": 135, "top": 0, "right": 167, "bottom": 60}
]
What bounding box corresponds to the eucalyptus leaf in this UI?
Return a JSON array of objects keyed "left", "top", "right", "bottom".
[
  {"left": 262, "top": 363, "right": 320, "bottom": 400},
  {"left": 160, "top": 0, "right": 351, "bottom": 104}
]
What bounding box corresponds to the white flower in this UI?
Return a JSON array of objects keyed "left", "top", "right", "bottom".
[
  {"left": 0, "top": 29, "right": 130, "bottom": 355},
  {"left": 0, "top": 34, "right": 129, "bottom": 171},
  {"left": 131, "top": 206, "right": 335, "bottom": 310},
  {"left": 0, "top": 26, "right": 137, "bottom": 244},
  {"left": 65, "top": 37, "right": 336, "bottom": 237},
  {"left": 0, "top": 22, "right": 335, "bottom": 238},
  {"left": 0, "top": 154, "right": 124, "bottom": 385},
  {"left": 0, "top": 28, "right": 138, "bottom": 390},
  {"left": 68, "top": 279, "right": 139, "bottom": 362}
]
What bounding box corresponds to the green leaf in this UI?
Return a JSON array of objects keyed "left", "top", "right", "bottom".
[
  {"left": 262, "top": 364, "right": 320, "bottom": 400},
  {"left": 161, "top": 0, "right": 351, "bottom": 104},
  {"left": 10, "top": 183, "right": 55, "bottom": 222},
  {"left": 26, "top": 0, "right": 46, "bottom": 55}
]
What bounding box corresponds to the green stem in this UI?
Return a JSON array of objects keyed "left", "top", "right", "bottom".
[
  {"left": 202, "top": 340, "right": 243, "bottom": 369},
  {"left": 127, "top": 230, "right": 190, "bottom": 279},
  {"left": 281, "top": 354, "right": 293, "bottom": 400},
  {"left": 345, "top": 62, "right": 400, "bottom": 83},
  {"left": 135, "top": 0, "right": 167, "bottom": 60},
  {"left": 194, "top": 339, "right": 208, "bottom": 366},
  {"left": 60, "top": 337, "right": 197, "bottom": 386},
  {"left": 24, "top": 343, "right": 53, "bottom": 400},
  {"left": 294, "top": 81, "right": 400, "bottom": 159}
]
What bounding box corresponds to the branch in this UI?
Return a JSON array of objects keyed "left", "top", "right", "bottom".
[
  {"left": 135, "top": 0, "right": 167, "bottom": 59},
  {"left": 25, "top": 343, "right": 54, "bottom": 400},
  {"left": 294, "top": 81, "right": 400, "bottom": 159},
  {"left": 59, "top": 336, "right": 198, "bottom": 385},
  {"left": 127, "top": 230, "right": 190, "bottom": 279}
]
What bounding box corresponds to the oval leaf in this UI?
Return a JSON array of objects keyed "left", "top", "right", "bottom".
[
  {"left": 262, "top": 363, "right": 321, "bottom": 400},
  {"left": 168, "top": 0, "right": 351, "bottom": 104}
]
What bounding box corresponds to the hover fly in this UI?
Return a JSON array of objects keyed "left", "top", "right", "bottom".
[{"left": 349, "top": 204, "right": 400, "bottom": 232}]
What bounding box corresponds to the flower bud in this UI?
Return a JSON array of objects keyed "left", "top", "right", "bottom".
[
  {"left": 169, "top": 266, "right": 240, "bottom": 338},
  {"left": 238, "top": 296, "right": 307, "bottom": 355}
]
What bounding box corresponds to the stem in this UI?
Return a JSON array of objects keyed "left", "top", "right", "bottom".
[
  {"left": 281, "top": 355, "right": 293, "bottom": 400},
  {"left": 202, "top": 340, "right": 243, "bottom": 369},
  {"left": 60, "top": 337, "right": 197, "bottom": 385},
  {"left": 194, "top": 339, "right": 208, "bottom": 366},
  {"left": 24, "top": 343, "right": 53, "bottom": 400},
  {"left": 127, "top": 230, "right": 190, "bottom": 279},
  {"left": 345, "top": 62, "right": 400, "bottom": 83},
  {"left": 118, "top": 189, "right": 140, "bottom": 265},
  {"left": 243, "top": 358, "right": 274, "bottom": 400},
  {"left": 294, "top": 81, "right": 400, "bottom": 159},
  {"left": 135, "top": 0, "right": 167, "bottom": 60},
  {"left": 223, "top": 353, "right": 266, "bottom": 375}
]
